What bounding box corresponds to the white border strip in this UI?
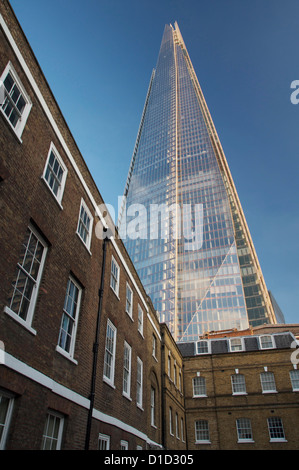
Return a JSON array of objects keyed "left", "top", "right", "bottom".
[
  {"left": 3, "top": 351, "right": 162, "bottom": 448},
  {"left": 0, "top": 13, "right": 149, "bottom": 313}
]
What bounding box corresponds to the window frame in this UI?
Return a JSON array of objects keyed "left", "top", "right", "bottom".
[
  {"left": 290, "top": 369, "right": 299, "bottom": 391},
  {"left": 137, "top": 304, "right": 144, "bottom": 336},
  {"left": 76, "top": 198, "right": 93, "bottom": 252},
  {"left": 192, "top": 376, "right": 207, "bottom": 397},
  {"left": 231, "top": 373, "right": 247, "bottom": 395},
  {"left": 0, "top": 61, "right": 32, "bottom": 141},
  {"left": 260, "top": 371, "right": 277, "bottom": 394},
  {"left": 4, "top": 224, "right": 48, "bottom": 334},
  {"left": 56, "top": 275, "right": 82, "bottom": 363},
  {"left": 41, "top": 411, "right": 64, "bottom": 450},
  {"left": 195, "top": 419, "right": 210, "bottom": 444},
  {"left": 152, "top": 334, "right": 157, "bottom": 359},
  {"left": 169, "top": 407, "right": 173, "bottom": 436},
  {"left": 175, "top": 413, "right": 179, "bottom": 439},
  {"left": 136, "top": 357, "right": 143, "bottom": 409},
  {"left": 120, "top": 440, "right": 129, "bottom": 450},
  {"left": 123, "top": 341, "right": 132, "bottom": 399},
  {"left": 259, "top": 335, "right": 275, "bottom": 350},
  {"left": 42, "top": 142, "right": 68, "bottom": 207},
  {"left": 196, "top": 340, "right": 210, "bottom": 355},
  {"left": 0, "top": 390, "right": 14, "bottom": 450},
  {"left": 267, "top": 417, "right": 287, "bottom": 442},
  {"left": 150, "top": 387, "right": 156, "bottom": 427},
  {"left": 125, "top": 282, "right": 133, "bottom": 319},
  {"left": 236, "top": 418, "right": 254, "bottom": 443},
  {"left": 98, "top": 433, "right": 110, "bottom": 450},
  {"left": 229, "top": 337, "right": 244, "bottom": 352},
  {"left": 181, "top": 417, "right": 185, "bottom": 442},
  {"left": 103, "top": 320, "right": 117, "bottom": 388},
  {"left": 110, "top": 255, "right": 120, "bottom": 297}
]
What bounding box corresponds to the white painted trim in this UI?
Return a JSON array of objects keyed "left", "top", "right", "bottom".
[
  {"left": 0, "top": 13, "right": 149, "bottom": 316},
  {"left": 3, "top": 351, "right": 162, "bottom": 448},
  {"left": 76, "top": 197, "right": 94, "bottom": 252},
  {"left": 0, "top": 60, "right": 32, "bottom": 141},
  {"left": 41, "top": 141, "right": 68, "bottom": 207}
]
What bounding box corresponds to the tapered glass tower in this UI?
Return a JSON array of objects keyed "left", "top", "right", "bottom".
[{"left": 119, "top": 23, "right": 279, "bottom": 342}]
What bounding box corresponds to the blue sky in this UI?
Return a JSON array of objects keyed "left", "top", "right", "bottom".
[{"left": 10, "top": 0, "right": 299, "bottom": 324}]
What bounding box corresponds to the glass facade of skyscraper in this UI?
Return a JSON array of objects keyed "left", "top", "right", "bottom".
[{"left": 119, "top": 23, "right": 278, "bottom": 342}]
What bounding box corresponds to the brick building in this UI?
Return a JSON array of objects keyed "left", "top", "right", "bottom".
[
  {"left": 0, "top": 0, "right": 163, "bottom": 450},
  {"left": 179, "top": 325, "right": 299, "bottom": 450},
  {"left": 0, "top": 0, "right": 299, "bottom": 451},
  {"left": 160, "top": 324, "right": 187, "bottom": 450}
]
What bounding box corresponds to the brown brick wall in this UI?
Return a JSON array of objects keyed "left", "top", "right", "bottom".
[
  {"left": 0, "top": 0, "right": 163, "bottom": 450},
  {"left": 183, "top": 348, "right": 299, "bottom": 450}
]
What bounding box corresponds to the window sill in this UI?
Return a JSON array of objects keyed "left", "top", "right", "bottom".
[
  {"left": 126, "top": 311, "right": 134, "bottom": 322},
  {"left": 4, "top": 306, "right": 36, "bottom": 335},
  {"left": 0, "top": 109, "right": 24, "bottom": 144},
  {"left": 270, "top": 439, "right": 287, "bottom": 443},
  {"left": 122, "top": 392, "right": 132, "bottom": 402},
  {"left": 152, "top": 355, "right": 158, "bottom": 363},
  {"left": 232, "top": 392, "right": 248, "bottom": 396},
  {"left": 237, "top": 439, "right": 255, "bottom": 444},
  {"left": 103, "top": 376, "right": 116, "bottom": 389},
  {"left": 55, "top": 345, "right": 78, "bottom": 365},
  {"left": 76, "top": 232, "right": 92, "bottom": 256},
  {"left": 195, "top": 440, "right": 211, "bottom": 445},
  {"left": 110, "top": 285, "right": 120, "bottom": 300}
]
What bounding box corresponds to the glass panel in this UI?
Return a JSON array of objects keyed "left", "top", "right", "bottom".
[
  {"left": 268, "top": 417, "right": 285, "bottom": 440},
  {"left": 119, "top": 25, "right": 249, "bottom": 341},
  {"left": 237, "top": 418, "right": 252, "bottom": 440},
  {"left": 260, "top": 372, "right": 276, "bottom": 392},
  {"left": 3, "top": 73, "right": 14, "bottom": 93},
  {"left": 232, "top": 374, "right": 246, "bottom": 393}
]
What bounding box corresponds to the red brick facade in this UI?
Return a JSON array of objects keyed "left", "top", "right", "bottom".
[{"left": 0, "top": 0, "right": 163, "bottom": 450}]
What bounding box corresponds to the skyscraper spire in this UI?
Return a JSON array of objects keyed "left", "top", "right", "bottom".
[{"left": 119, "top": 23, "right": 279, "bottom": 342}]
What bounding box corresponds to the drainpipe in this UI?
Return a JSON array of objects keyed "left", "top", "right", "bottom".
[{"left": 85, "top": 227, "right": 111, "bottom": 450}]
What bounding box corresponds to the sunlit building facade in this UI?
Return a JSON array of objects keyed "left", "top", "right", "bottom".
[{"left": 119, "top": 23, "right": 280, "bottom": 342}]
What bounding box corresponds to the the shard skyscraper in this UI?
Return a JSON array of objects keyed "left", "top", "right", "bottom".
[{"left": 118, "top": 22, "right": 280, "bottom": 342}]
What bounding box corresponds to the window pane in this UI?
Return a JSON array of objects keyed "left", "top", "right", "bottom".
[
  {"left": 197, "top": 341, "right": 208, "bottom": 354},
  {"left": 2, "top": 71, "right": 27, "bottom": 131},
  {"left": 195, "top": 420, "right": 209, "bottom": 442},
  {"left": 44, "top": 151, "right": 64, "bottom": 197},
  {"left": 77, "top": 202, "right": 91, "bottom": 246},
  {"left": 104, "top": 323, "right": 116, "bottom": 381},
  {"left": 42, "top": 413, "right": 63, "bottom": 450},
  {"left": 231, "top": 374, "right": 246, "bottom": 394},
  {"left": 260, "top": 335, "right": 273, "bottom": 349},
  {"left": 3, "top": 73, "right": 14, "bottom": 92},
  {"left": 236, "top": 418, "right": 252, "bottom": 440},
  {"left": 230, "top": 338, "right": 242, "bottom": 351},
  {"left": 58, "top": 279, "right": 80, "bottom": 353},
  {"left": 260, "top": 372, "right": 276, "bottom": 392},
  {"left": 0, "top": 396, "right": 10, "bottom": 444},
  {"left": 290, "top": 370, "right": 299, "bottom": 390},
  {"left": 268, "top": 417, "right": 285, "bottom": 440},
  {"left": 193, "top": 377, "right": 206, "bottom": 396},
  {"left": 8, "top": 228, "right": 45, "bottom": 322}
]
